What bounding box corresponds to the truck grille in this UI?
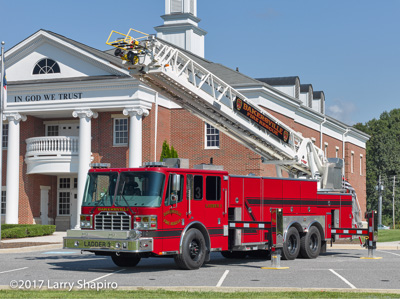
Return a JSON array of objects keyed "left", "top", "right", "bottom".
[{"left": 95, "top": 212, "right": 131, "bottom": 230}]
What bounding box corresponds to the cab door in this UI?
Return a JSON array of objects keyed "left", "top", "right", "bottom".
[{"left": 161, "top": 173, "right": 187, "bottom": 252}]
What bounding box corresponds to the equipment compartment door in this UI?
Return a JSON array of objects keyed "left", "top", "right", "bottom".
[{"left": 242, "top": 177, "right": 262, "bottom": 244}]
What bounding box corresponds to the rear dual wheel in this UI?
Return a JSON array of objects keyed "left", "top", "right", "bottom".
[
  {"left": 281, "top": 227, "right": 300, "bottom": 260},
  {"left": 300, "top": 226, "right": 321, "bottom": 259}
]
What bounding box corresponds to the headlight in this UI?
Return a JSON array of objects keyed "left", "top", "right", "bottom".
[
  {"left": 80, "top": 215, "right": 93, "bottom": 229},
  {"left": 134, "top": 215, "right": 157, "bottom": 230}
]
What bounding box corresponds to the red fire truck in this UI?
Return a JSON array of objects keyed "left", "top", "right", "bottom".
[
  {"left": 64, "top": 30, "right": 376, "bottom": 269},
  {"left": 63, "top": 159, "right": 374, "bottom": 270}
]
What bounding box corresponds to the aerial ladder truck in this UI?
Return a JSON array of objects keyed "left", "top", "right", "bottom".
[{"left": 63, "top": 29, "right": 376, "bottom": 269}]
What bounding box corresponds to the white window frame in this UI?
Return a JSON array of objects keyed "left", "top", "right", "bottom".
[
  {"left": 57, "top": 176, "right": 76, "bottom": 216},
  {"left": 205, "top": 123, "right": 220, "bottom": 149},
  {"left": 1, "top": 186, "right": 6, "bottom": 215},
  {"left": 113, "top": 118, "right": 128, "bottom": 146},
  {"left": 360, "top": 154, "right": 363, "bottom": 176},
  {"left": 335, "top": 146, "right": 339, "bottom": 158},
  {"left": 311, "top": 137, "right": 316, "bottom": 144}
]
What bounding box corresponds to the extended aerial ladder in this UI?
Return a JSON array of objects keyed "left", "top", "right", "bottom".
[{"left": 106, "top": 29, "right": 363, "bottom": 227}]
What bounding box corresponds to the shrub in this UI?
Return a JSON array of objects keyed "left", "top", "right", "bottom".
[{"left": 1, "top": 224, "right": 56, "bottom": 239}]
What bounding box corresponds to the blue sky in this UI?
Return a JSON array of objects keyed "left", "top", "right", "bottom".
[{"left": 1, "top": 0, "right": 399, "bottom": 125}]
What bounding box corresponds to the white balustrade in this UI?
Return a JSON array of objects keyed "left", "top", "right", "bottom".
[{"left": 25, "top": 136, "right": 79, "bottom": 157}]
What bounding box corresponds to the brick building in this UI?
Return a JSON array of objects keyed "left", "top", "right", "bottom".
[{"left": 1, "top": 0, "right": 369, "bottom": 230}]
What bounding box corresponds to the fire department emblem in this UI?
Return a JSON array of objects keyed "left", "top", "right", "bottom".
[
  {"left": 236, "top": 98, "right": 243, "bottom": 110},
  {"left": 283, "top": 130, "right": 289, "bottom": 142}
]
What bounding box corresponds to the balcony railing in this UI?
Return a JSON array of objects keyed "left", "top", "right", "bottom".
[{"left": 26, "top": 136, "right": 79, "bottom": 157}]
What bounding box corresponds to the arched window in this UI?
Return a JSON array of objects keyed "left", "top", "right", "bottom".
[{"left": 33, "top": 58, "right": 60, "bottom": 75}]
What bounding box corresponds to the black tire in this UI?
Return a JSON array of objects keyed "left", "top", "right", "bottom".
[
  {"left": 300, "top": 226, "right": 321, "bottom": 259},
  {"left": 174, "top": 228, "right": 206, "bottom": 270},
  {"left": 281, "top": 227, "right": 300, "bottom": 260},
  {"left": 111, "top": 253, "right": 141, "bottom": 267},
  {"left": 221, "top": 251, "right": 248, "bottom": 259}
]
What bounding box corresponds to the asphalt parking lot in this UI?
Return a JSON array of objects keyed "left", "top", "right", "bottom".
[{"left": 0, "top": 248, "right": 399, "bottom": 292}]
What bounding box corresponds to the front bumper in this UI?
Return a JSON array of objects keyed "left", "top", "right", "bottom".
[{"left": 63, "top": 229, "right": 153, "bottom": 253}]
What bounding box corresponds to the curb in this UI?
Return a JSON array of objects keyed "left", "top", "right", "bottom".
[
  {"left": 0, "top": 285, "right": 399, "bottom": 294},
  {"left": 329, "top": 244, "right": 400, "bottom": 251}
]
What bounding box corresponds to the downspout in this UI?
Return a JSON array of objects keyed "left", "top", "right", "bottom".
[
  {"left": 154, "top": 92, "right": 159, "bottom": 161},
  {"left": 320, "top": 117, "right": 327, "bottom": 150}
]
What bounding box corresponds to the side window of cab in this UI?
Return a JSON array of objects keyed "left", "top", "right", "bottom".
[
  {"left": 187, "top": 174, "right": 203, "bottom": 200},
  {"left": 164, "top": 174, "right": 184, "bottom": 206},
  {"left": 206, "top": 176, "right": 221, "bottom": 201}
]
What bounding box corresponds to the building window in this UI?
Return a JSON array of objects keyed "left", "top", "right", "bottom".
[
  {"left": 114, "top": 118, "right": 128, "bottom": 146},
  {"left": 360, "top": 155, "right": 363, "bottom": 176},
  {"left": 1, "top": 189, "right": 5, "bottom": 215},
  {"left": 351, "top": 151, "right": 354, "bottom": 173},
  {"left": 324, "top": 142, "right": 328, "bottom": 157},
  {"left": 58, "top": 192, "right": 70, "bottom": 215},
  {"left": 33, "top": 58, "right": 60, "bottom": 75},
  {"left": 205, "top": 123, "right": 219, "bottom": 148},
  {"left": 46, "top": 125, "right": 59, "bottom": 136},
  {"left": 335, "top": 146, "right": 339, "bottom": 158},
  {"left": 59, "top": 178, "right": 70, "bottom": 189},
  {"left": 2, "top": 124, "right": 8, "bottom": 149}
]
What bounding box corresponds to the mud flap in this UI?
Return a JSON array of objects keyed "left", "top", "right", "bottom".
[{"left": 204, "top": 249, "right": 211, "bottom": 262}]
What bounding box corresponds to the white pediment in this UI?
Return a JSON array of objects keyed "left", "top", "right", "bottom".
[{"left": 5, "top": 30, "right": 128, "bottom": 82}]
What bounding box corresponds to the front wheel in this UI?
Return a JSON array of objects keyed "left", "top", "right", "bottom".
[
  {"left": 174, "top": 228, "right": 206, "bottom": 270},
  {"left": 282, "top": 227, "right": 300, "bottom": 260},
  {"left": 111, "top": 253, "right": 141, "bottom": 267},
  {"left": 300, "top": 226, "right": 321, "bottom": 259}
]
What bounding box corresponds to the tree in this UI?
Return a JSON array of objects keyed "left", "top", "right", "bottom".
[
  {"left": 170, "top": 145, "right": 178, "bottom": 158},
  {"left": 354, "top": 108, "right": 400, "bottom": 226},
  {"left": 160, "top": 140, "right": 178, "bottom": 161}
]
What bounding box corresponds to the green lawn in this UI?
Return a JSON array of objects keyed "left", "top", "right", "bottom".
[
  {"left": 0, "top": 289, "right": 399, "bottom": 299},
  {"left": 378, "top": 229, "right": 400, "bottom": 242}
]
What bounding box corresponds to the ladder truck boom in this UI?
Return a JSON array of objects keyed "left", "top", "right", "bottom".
[{"left": 106, "top": 29, "right": 362, "bottom": 226}]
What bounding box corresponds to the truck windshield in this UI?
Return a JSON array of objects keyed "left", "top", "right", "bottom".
[
  {"left": 115, "top": 172, "right": 165, "bottom": 207},
  {"left": 82, "top": 172, "right": 118, "bottom": 207}
]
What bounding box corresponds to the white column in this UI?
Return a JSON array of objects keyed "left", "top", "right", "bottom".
[
  {"left": 123, "top": 107, "right": 149, "bottom": 168},
  {"left": 72, "top": 109, "right": 98, "bottom": 229},
  {"left": 4, "top": 112, "right": 26, "bottom": 224}
]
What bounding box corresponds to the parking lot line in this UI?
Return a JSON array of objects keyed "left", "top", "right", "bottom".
[
  {"left": 216, "top": 270, "right": 229, "bottom": 287},
  {"left": 0, "top": 267, "right": 28, "bottom": 274},
  {"left": 87, "top": 269, "right": 125, "bottom": 283},
  {"left": 329, "top": 269, "right": 356, "bottom": 289},
  {"left": 377, "top": 250, "right": 400, "bottom": 257}
]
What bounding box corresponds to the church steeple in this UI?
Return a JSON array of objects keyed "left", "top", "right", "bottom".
[
  {"left": 155, "top": 0, "right": 207, "bottom": 58},
  {"left": 165, "top": 0, "right": 197, "bottom": 16}
]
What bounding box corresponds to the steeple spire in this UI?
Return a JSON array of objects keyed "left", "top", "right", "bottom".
[{"left": 155, "top": 0, "right": 206, "bottom": 58}]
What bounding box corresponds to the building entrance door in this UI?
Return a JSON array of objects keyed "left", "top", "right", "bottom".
[{"left": 56, "top": 176, "right": 78, "bottom": 230}]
